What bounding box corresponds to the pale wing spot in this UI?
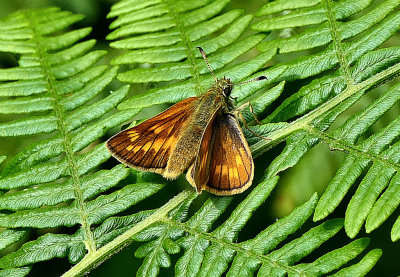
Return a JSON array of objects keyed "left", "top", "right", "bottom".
[
  {"left": 220, "top": 163, "right": 230, "bottom": 189},
  {"left": 154, "top": 134, "right": 177, "bottom": 166},
  {"left": 152, "top": 140, "right": 164, "bottom": 152},
  {"left": 133, "top": 145, "right": 143, "bottom": 153},
  {"left": 168, "top": 135, "right": 178, "bottom": 146},
  {"left": 238, "top": 147, "right": 251, "bottom": 166},
  {"left": 141, "top": 140, "right": 153, "bottom": 153},
  {"left": 126, "top": 145, "right": 134, "bottom": 151},
  {"left": 236, "top": 154, "right": 248, "bottom": 181},
  {"left": 214, "top": 164, "right": 221, "bottom": 179},
  {"left": 232, "top": 164, "right": 240, "bottom": 186},
  {"left": 149, "top": 125, "right": 165, "bottom": 134},
  {"left": 128, "top": 134, "right": 139, "bottom": 142},
  {"left": 235, "top": 155, "right": 243, "bottom": 167},
  {"left": 154, "top": 126, "right": 164, "bottom": 134},
  {"left": 221, "top": 164, "right": 228, "bottom": 179},
  {"left": 229, "top": 166, "right": 236, "bottom": 188}
]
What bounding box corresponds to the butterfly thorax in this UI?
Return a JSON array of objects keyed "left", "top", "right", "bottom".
[
  {"left": 203, "top": 77, "right": 235, "bottom": 113},
  {"left": 215, "top": 77, "right": 233, "bottom": 97}
]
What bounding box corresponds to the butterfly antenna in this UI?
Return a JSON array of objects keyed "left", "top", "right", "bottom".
[
  {"left": 197, "top": 47, "right": 218, "bottom": 83},
  {"left": 232, "top": 76, "right": 267, "bottom": 86}
]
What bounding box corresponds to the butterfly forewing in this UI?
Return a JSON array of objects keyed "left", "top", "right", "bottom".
[
  {"left": 106, "top": 97, "right": 199, "bottom": 174},
  {"left": 187, "top": 113, "right": 254, "bottom": 195}
]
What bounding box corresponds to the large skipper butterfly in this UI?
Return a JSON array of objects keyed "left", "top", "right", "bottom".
[{"left": 107, "top": 47, "right": 267, "bottom": 195}]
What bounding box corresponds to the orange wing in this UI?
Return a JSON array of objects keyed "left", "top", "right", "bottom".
[
  {"left": 187, "top": 113, "right": 254, "bottom": 195},
  {"left": 106, "top": 97, "right": 199, "bottom": 175},
  {"left": 186, "top": 107, "right": 216, "bottom": 192}
]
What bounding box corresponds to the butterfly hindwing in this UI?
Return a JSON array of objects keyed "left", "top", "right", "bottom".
[
  {"left": 186, "top": 108, "right": 218, "bottom": 192},
  {"left": 187, "top": 113, "right": 254, "bottom": 195},
  {"left": 106, "top": 97, "right": 199, "bottom": 175}
]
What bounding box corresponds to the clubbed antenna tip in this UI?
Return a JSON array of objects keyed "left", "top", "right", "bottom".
[{"left": 232, "top": 75, "right": 268, "bottom": 86}]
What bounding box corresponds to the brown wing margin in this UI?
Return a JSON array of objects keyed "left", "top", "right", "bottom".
[
  {"left": 187, "top": 113, "right": 254, "bottom": 195},
  {"left": 106, "top": 97, "right": 199, "bottom": 175}
]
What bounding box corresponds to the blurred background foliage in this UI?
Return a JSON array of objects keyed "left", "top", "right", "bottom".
[{"left": 0, "top": 0, "right": 399, "bottom": 276}]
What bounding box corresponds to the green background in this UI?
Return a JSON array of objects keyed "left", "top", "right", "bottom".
[{"left": 0, "top": 0, "right": 399, "bottom": 276}]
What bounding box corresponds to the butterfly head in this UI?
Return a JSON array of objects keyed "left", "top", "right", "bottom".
[{"left": 217, "top": 77, "right": 233, "bottom": 97}]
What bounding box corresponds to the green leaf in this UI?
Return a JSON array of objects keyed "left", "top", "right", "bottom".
[
  {"left": 2, "top": 1, "right": 398, "bottom": 276},
  {"left": 258, "top": 0, "right": 400, "bottom": 53},
  {"left": 253, "top": 0, "right": 371, "bottom": 31},
  {"left": 117, "top": 34, "right": 265, "bottom": 83},
  {"left": 0, "top": 267, "right": 31, "bottom": 277},
  {"left": 118, "top": 48, "right": 277, "bottom": 109},
  {"left": 290, "top": 238, "right": 371, "bottom": 276},
  {"left": 0, "top": 6, "right": 157, "bottom": 273},
  {"left": 330, "top": 249, "right": 382, "bottom": 277},
  {"left": 256, "top": 0, "right": 321, "bottom": 16},
  {"left": 0, "top": 230, "right": 27, "bottom": 250}
]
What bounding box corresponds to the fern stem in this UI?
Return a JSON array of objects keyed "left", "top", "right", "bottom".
[
  {"left": 24, "top": 11, "right": 97, "bottom": 253},
  {"left": 62, "top": 189, "right": 194, "bottom": 277},
  {"left": 162, "top": 217, "right": 305, "bottom": 275},
  {"left": 324, "top": 0, "right": 353, "bottom": 85},
  {"left": 305, "top": 125, "right": 400, "bottom": 172},
  {"left": 165, "top": 0, "right": 203, "bottom": 96},
  {"left": 251, "top": 61, "right": 400, "bottom": 157}
]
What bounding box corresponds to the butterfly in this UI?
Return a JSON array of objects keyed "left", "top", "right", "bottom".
[{"left": 106, "top": 47, "right": 267, "bottom": 195}]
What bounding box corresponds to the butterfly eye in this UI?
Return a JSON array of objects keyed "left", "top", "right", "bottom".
[{"left": 223, "top": 85, "right": 232, "bottom": 97}]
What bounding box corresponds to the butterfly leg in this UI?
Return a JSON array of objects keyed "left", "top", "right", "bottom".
[
  {"left": 234, "top": 102, "right": 263, "bottom": 125},
  {"left": 232, "top": 104, "right": 271, "bottom": 141}
]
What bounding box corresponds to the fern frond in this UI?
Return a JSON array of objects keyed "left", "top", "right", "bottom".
[
  {"left": 253, "top": 0, "right": 372, "bottom": 31},
  {"left": 0, "top": 229, "right": 30, "bottom": 276},
  {"left": 0, "top": 7, "right": 162, "bottom": 273},
  {"left": 68, "top": 0, "right": 399, "bottom": 275},
  {"left": 107, "top": 0, "right": 278, "bottom": 109},
  {"left": 258, "top": 0, "right": 399, "bottom": 54},
  {"left": 118, "top": 48, "right": 280, "bottom": 109},
  {"left": 89, "top": 177, "right": 377, "bottom": 277},
  {"left": 248, "top": 0, "right": 400, "bottom": 242},
  {"left": 2, "top": 0, "right": 400, "bottom": 275}
]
